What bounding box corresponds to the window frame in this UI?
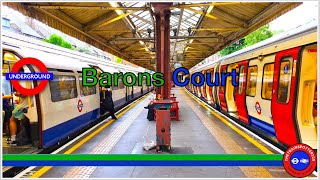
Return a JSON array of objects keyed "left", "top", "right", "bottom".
[
  {"left": 276, "top": 56, "right": 293, "bottom": 104},
  {"left": 261, "top": 62, "right": 275, "bottom": 101},
  {"left": 49, "top": 74, "right": 78, "bottom": 102},
  {"left": 78, "top": 76, "right": 97, "bottom": 97},
  {"left": 246, "top": 65, "right": 258, "bottom": 97},
  {"left": 238, "top": 65, "right": 244, "bottom": 95}
]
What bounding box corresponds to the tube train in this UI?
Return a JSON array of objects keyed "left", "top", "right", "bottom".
[
  {"left": 2, "top": 31, "right": 152, "bottom": 149},
  {"left": 186, "top": 22, "right": 317, "bottom": 149}
]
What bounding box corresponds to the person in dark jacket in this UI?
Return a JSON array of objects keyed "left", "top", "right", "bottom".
[
  {"left": 144, "top": 89, "right": 156, "bottom": 121},
  {"left": 104, "top": 86, "right": 117, "bottom": 120}
]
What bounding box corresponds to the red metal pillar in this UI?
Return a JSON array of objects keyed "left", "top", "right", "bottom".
[
  {"left": 152, "top": 3, "right": 172, "bottom": 152},
  {"left": 153, "top": 3, "right": 172, "bottom": 100}
]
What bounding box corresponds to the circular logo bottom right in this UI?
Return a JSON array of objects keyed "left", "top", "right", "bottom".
[{"left": 283, "top": 144, "right": 317, "bottom": 178}]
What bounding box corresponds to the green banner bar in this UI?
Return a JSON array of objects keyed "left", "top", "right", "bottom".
[{"left": 3, "top": 154, "right": 283, "bottom": 161}]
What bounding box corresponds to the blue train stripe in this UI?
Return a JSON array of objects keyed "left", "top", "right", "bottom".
[
  {"left": 3, "top": 160, "right": 283, "bottom": 167},
  {"left": 113, "top": 96, "right": 126, "bottom": 107},
  {"left": 249, "top": 116, "right": 276, "bottom": 136},
  {"left": 42, "top": 109, "right": 99, "bottom": 148}
]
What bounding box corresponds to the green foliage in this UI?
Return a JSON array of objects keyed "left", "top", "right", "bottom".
[
  {"left": 44, "top": 34, "right": 74, "bottom": 50},
  {"left": 272, "top": 29, "right": 285, "bottom": 36},
  {"left": 115, "top": 56, "right": 122, "bottom": 64},
  {"left": 220, "top": 25, "right": 274, "bottom": 56},
  {"left": 244, "top": 25, "right": 273, "bottom": 47},
  {"left": 220, "top": 38, "right": 246, "bottom": 56}
]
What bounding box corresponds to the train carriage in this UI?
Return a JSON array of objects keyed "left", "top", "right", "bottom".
[
  {"left": 2, "top": 31, "right": 151, "bottom": 150},
  {"left": 188, "top": 22, "right": 317, "bottom": 149}
]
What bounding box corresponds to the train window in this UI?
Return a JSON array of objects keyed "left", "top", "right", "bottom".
[
  {"left": 277, "top": 57, "right": 293, "bottom": 104},
  {"left": 262, "top": 63, "right": 274, "bottom": 100},
  {"left": 118, "top": 78, "right": 125, "bottom": 89},
  {"left": 246, "top": 66, "right": 258, "bottom": 97},
  {"left": 238, "top": 66, "right": 244, "bottom": 94},
  {"left": 49, "top": 75, "right": 78, "bottom": 102},
  {"left": 79, "top": 76, "right": 96, "bottom": 96},
  {"left": 1, "top": 76, "right": 12, "bottom": 95}
]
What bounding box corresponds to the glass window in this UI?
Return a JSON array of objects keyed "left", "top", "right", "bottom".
[
  {"left": 238, "top": 66, "right": 244, "bottom": 94},
  {"left": 49, "top": 75, "right": 78, "bottom": 102},
  {"left": 246, "top": 66, "right": 258, "bottom": 96},
  {"left": 277, "top": 57, "right": 293, "bottom": 103},
  {"left": 2, "top": 18, "right": 10, "bottom": 28},
  {"left": 262, "top": 63, "right": 274, "bottom": 100},
  {"left": 2, "top": 76, "right": 12, "bottom": 95},
  {"left": 79, "top": 76, "right": 96, "bottom": 96}
]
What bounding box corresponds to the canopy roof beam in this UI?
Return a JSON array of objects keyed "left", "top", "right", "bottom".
[{"left": 27, "top": 5, "right": 148, "bottom": 11}]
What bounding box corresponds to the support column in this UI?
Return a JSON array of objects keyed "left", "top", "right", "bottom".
[
  {"left": 152, "top": 3, "right": 172, "bottom": 152},
  {"left": 153, "top": 3, "right": 172, "bottom": 100}
]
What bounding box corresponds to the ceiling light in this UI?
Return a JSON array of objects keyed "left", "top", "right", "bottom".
[
  {"left": 188, "top": 39, "right": 194, "bottom": 44},
  {"left": 139, "top": 41, "right": 144, "bottom": 45}
]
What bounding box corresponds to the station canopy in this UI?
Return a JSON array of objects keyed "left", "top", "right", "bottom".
[{"left": 4, "top": 2, "right": 301, "bottom": 70}]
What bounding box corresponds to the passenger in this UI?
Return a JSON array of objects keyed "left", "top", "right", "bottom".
[
  {"left": 104, "top": 86, "right": 117, "bottom": 120},
  {"left": 99, "top": 82, "right": 107, "bottom": 115},
  {"left": 3, "top": 93, "right": 14, "bottom": 135},
  {"left": 7, "top": 91, "right": 29, "bottom": 146},
  {"left": 144, "top": 89, "right": 156, "bottom": 121}
]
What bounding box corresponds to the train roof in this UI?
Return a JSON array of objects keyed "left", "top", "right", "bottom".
[
  {"left": 192, "top": 20, "right": 317, "bottom": 72},
  {"left": 2, "top": 31, "right": 146, "bottom": 73}
]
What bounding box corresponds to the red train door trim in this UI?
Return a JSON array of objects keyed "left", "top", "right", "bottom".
[
  {"left": 202, "top": 70, "right": 207, "bottom": 100},
  {"left": 271, "top": 47, "right": 300, "bottom": 146},
  {"left": 234, "top": 60, "right": 249, "bottom": 124},
  {"left": 219, "top": 65, "right": 228, "bottom": 112},
  {"left": 208, "top": 69, "right": 214, "bottom": 104}
]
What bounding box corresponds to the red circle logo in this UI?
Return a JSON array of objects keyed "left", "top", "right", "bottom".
[
  {"left": 77, "top": 99, "right": 83, "bottom": 112},
  {"left": 283, "top": 144, "right": 317, "bottom": 177},
  {"left": 255, "top": 102, "right": 261, "bottom": 115},
  {"left": 11, "top": 57, "right": 49, "bottom": 96}
]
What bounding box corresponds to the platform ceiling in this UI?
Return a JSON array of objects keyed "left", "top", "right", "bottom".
[{"left": 4, "top": 2, "right": 301, "bottom": 70}]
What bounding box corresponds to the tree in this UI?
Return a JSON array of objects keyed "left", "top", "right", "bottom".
[
  {"left": 220, "top": 25, "right": 273, "bottom": 56},
  {"left": 44, "top": 34, "right": 74, "bottom": 50},
  {"left": 244, "top": 25, "right": 273, "bottom": 46},
  {"left": 220, "top": 38, "right": 246, "bottom": 56}
]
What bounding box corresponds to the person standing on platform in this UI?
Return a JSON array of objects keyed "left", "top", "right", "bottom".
[
  {"left": 104, "top": 85, "right": 117, "bottom": 120},
  {"left": 145, "top": 89, "right": 156, "bottom": 121}
]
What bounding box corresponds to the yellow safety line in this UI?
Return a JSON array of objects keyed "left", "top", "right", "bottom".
[
  {"left": 184, "top": 89, "right": 273, "bottom": 154},
  {"left": 31, "top": 94, "right": 149, "bottom": 178}
]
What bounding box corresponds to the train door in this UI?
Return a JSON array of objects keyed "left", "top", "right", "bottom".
[
  {"left": 271, "top": 47, "right": 300, "bottom": 146},
  {"left": 201, "top": 70, "right": 207, "bottom": 100},
  {"left": 234, "top": 60, "right": 249, "bottom": 124},
  {"left": 218, "top": 65, "right": 227, "bottom": 112},
  {"left": 225, "top": 63, "right": 238, "bottom": 115},
  {"left": 246, "top": 55, "right": 275, "bottom": 136},
  {"left": 196, "top": 74, "right": 201, "bottom": 97},
  {"left": 206, "top": 69, "right": 214, "bottom": 104},
  {"left": 294, "top": 44, "right": 317, "bottom": 149},
  {"left": 2, "top": 51, "right": 41, "bottom": 147},
  {"left": 212, "top": 64, "right": 220, "bottom": 108}
]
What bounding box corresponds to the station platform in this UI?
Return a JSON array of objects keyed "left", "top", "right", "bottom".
[{"left": 16, "top": 87, "right": 296, "bottom": 178}]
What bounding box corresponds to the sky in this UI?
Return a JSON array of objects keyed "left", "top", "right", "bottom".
[{"left": 269, "top": 1, "right": 318, "bottom": 31}]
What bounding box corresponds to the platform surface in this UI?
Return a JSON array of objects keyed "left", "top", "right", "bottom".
[{"left": 19, "top": 87, "right": 297, "bottom": 178}]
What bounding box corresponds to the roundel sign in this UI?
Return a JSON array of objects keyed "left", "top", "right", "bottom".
[
  {"left": 283, "top": 144, "right": 317, "bottom": 177},
  {"left": 255, "top": 102, "right": 261, "bottom": 115},
  {"left": 11, "top": 57, "right": 51, "bottom": 96},
  {"left": 77, "top": 99, "right": 83, "bottom": 112}
]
